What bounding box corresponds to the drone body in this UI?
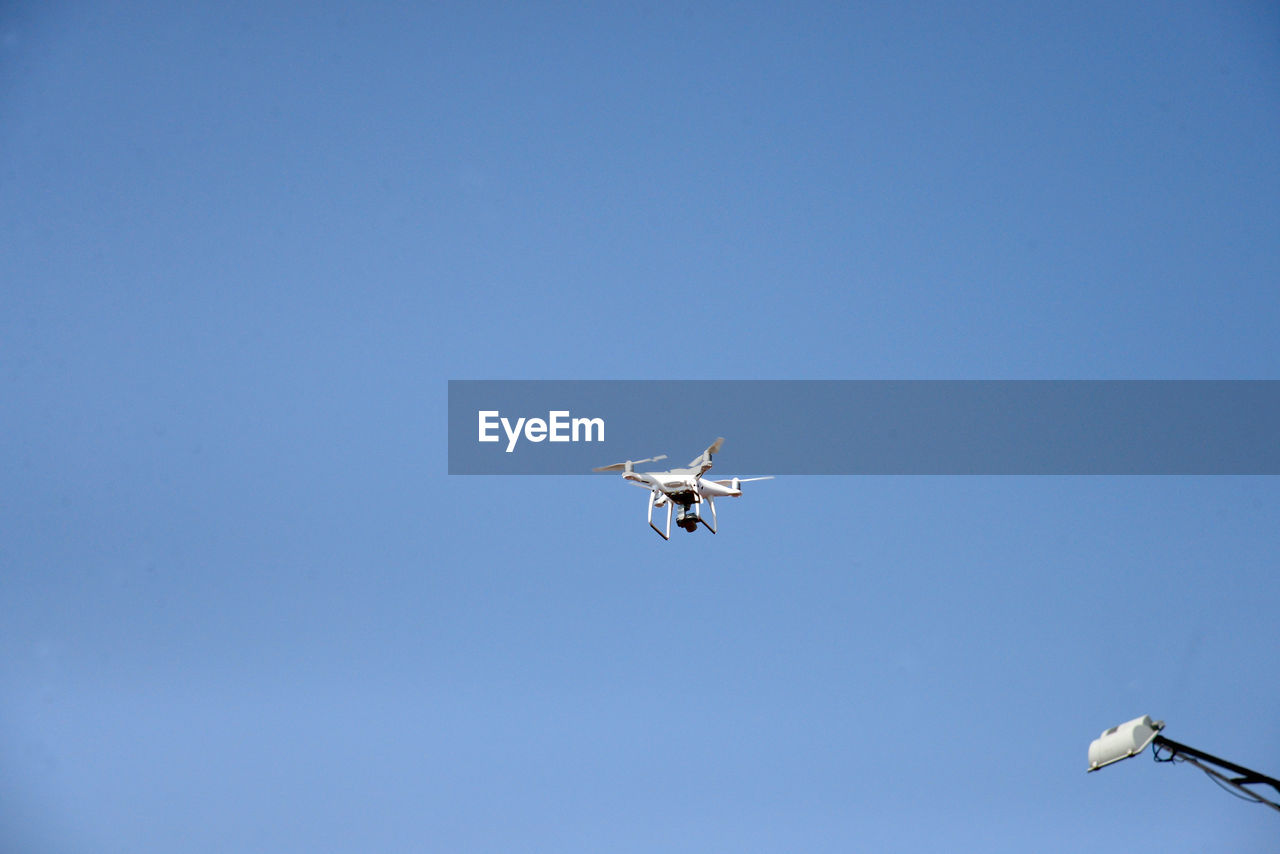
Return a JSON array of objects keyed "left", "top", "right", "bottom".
[{"left": 594, "top": 438, "right": 773, "bottom": 539}]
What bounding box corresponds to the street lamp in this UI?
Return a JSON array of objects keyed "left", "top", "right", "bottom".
[{"left": 1087, "top": 715, "right": 1280, "bottom": 813}]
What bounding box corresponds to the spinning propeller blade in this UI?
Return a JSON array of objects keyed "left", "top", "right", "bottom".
[
  {"left": 592, "top": 454, "right": 667, "bottom": 473},
  {"left": 712, "top": 476, "right": 775, "bottom": 488},
  {"left": 688, "top": 437, "right": 725, "bottom": 467}
]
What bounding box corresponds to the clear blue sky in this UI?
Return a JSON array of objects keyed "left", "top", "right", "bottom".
[{"left": 3, "top": 2, "right": 1278, "bottom": 851}]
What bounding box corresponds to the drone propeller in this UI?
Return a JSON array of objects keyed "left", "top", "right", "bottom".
[
  {"left": 713, "top": 476, "right": 775, "bottom": 490},
  {"left": 592, "top": 454, "right": 668, "bottom": 473},
  {"left": 688, "top": 437, "right": 725, "bottom": 468}
]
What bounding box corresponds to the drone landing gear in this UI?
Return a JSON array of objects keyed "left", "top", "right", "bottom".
[{"left": 648, "top": 491, "right": 672, "bottom": 540}]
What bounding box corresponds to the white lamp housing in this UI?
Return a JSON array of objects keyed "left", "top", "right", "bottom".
[{"left": 1088, "top": 715, "right": 1163, "bottom": 771}]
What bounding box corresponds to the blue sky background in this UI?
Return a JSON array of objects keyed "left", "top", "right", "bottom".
[{"left": 3, "top": 2, "right": 1278, "bottom": 851}]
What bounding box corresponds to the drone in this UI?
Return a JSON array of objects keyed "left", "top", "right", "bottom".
[{"left": 593, "top": 438, "right": 773, "bottom": 539}]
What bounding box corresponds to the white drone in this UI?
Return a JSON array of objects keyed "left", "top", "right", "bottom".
[{"left": 593, "top": 437, "right": 773, "bottom": 539}]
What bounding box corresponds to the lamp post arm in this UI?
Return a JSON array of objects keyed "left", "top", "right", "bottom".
[{"left": 1153, "top": 735, "right": 1280, "bottom": 800}]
